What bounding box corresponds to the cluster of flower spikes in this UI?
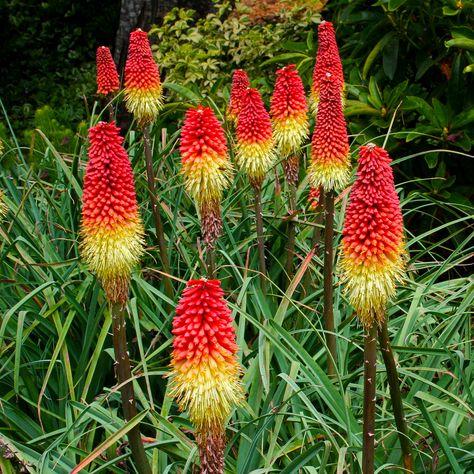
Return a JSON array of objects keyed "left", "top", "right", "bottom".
[
  {"left": 81, "top": 122, "right": 144, "bottom": 305},
  {"left": 169, "top": 279, "right": 243, "bottom": 470},
  {"left": 270, "top": 64, "right": 309, "bottom": 158},
  {"left": 339, "top": 144, "right": 405, "bottom": 328},
  {"left": 311, "top": 20, "right": 344, "bottom": 116},
  {"left": 180, "top": 105, "right": 233, "bottom": 247},
  {"left": 235, "top": 88, "right": 276, "bottom": 189},
  {"left": 307, "top": 71, "right": 351, "bottom": 192},
  {"left": 227, "top": 69, "right": 250, "bottom": 124},
  {"left": 96, "top": 46, "right": 120, "bottom": 96},
  {"left": 124, "top": 29, "right": 163, "bottom": 127}
]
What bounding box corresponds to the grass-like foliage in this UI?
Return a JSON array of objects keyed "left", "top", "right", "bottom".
[{"left": 0, "top": 89, "right": 473, "bottom": 473}]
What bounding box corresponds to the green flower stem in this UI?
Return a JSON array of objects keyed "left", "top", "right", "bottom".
[
  {"left": 254, "top": 185, "right": 267, "bottom": 292},
  {"left": 207, "top": 247, "right": 216, "bottom": 279},
  {"left": 378, "top": 320, "right": 413, "bottom": 472},
  {"left": 323, "top": 189, "right": 336, "bottom": 377},
  {"left": 363, "top": 324, "right": 377, "bottom": 474},
  {"left": 111, "top": 303, "right": 152, "bottom": 474},
  {"left": 284, "top": 181, "right": 297, "bottom": 287},
  {"left": 142, "top": 127, "right": 173, "bottom": 300},
  {"left": 301, "top": 187, "right": 325, "bottom": 297}
]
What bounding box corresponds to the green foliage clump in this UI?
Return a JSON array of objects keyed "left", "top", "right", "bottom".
[{"left": 150, "top": 4, "right": 320, "bottom": 101}]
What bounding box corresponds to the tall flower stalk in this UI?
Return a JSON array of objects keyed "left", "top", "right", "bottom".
[
  {"left": 168, "top": 279, "right": 244, "bottom": 473},
  {"left": 270, "top": 64, "right": 309, "bottom": 284},
  {"left": 339, "top": 144, "right": 411, "bottom": 473},
  {"left": 96, "top": 46, "right": 120, "bottom": 120},
  {"left": 308, "top": 68, "right": 350, "bottom": 376},
  {"left": 235, "top": 88, "right": 275, "bottom": 290},
  {"left": 180, "top": 105, "right": 233, "bottom": 276},
  {"left": 310, "top": 20, "right": 344, "bottom": 117},
  {"left": 227, "top": 69, "right": 250, "bottom": 125},
  {"left": 80, "top": 122, "right": 151, "bottom": 474},
  {"left": 124, "top": 28, "right": 172, "bottom": 297}
]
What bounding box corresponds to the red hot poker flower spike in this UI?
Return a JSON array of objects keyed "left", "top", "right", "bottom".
[
  {"left": 96, "top": 46, "right": 120, "bottom": 96},
  {"left": 311, "top": 21, "right": 344, "bottom": 115},
  {"left": 307, "top": 72, "right": 351, "bottom": 192},
  {"left": 169, "top": 279, "right": 244, "bottom": 472},
  {"left": 308, "top": 187, "right": 321, "bottom": 210},
  {"left": 227, "top": 69, "right": 250, "bottom": 125},
  {"left": 339, "top": 144, "right": 405, "bottom": 328},
  {"left": 81, "top": 122, "right": 144, "bottom": 305},
  {"left": 180, "top": 105, "right": 233, "bottom": 246},
  {"left": 270, "top": 64, "right": 309, "bottom": 158},
  {"left": 235, "top": 88, "right": 275, "bottom": 189},
  {"left": 124, "top": 29, "right": 163, "bottom": 127}
]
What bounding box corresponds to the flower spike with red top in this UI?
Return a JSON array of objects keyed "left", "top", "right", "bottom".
[
  {"left": 124, "top": 29, "right": 163, "bottom": 127},
  {"left": 81, "top": 122, "right": 144, "bottom": 305},
  {"left": 270, "top": 64, "right": 309, "bottom": 159},
  {"left": 311, "top": 20, "right": 344, "bottom": 115},
  {"left": 339, "top": 144, "right": 405, "bottom": 328},
  {"left": 180, "top": 105, "right": 233, "bottom": 246},
  {"left": 308, "top": 72, "right": 350, "bottom": 192},
  {"left": 235, "top": 88, "right": 275, "bottom": 189},
  {"left": 227, "top": 69, "right": 250, "bottom": 124},
  {"left": 169, "top": 279, "right": 244, "bottom": 472},
  {"left": 96, "top": 46, "right": 120, "bottom": 96}
]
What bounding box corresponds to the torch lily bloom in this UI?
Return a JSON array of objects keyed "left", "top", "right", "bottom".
[
  {"left": 235, "top": 88, "right": 275, "bottom": 189},
  {"left": 308, "top": 187, "right": 321, "bottom": 210},
  {"left": 169, "top": 279, "right": 244, "bottom": 471},
  {"left": 311, "top": 21, "right": 344, "bottom": 115},
  {"left": 339, "top": 144, "right": 405, "bottom": 328},
  {"left": 96, "top": 46, "right": 120, "bottom": 96},
  {"left": 227, "top": 69, "right": 250, "bottom": 124},
  {"left": 180, "top": 105, "right": 233, "bottom": 246},
  {"left": 124, "top": 29, "right": 163, "bottom": 127},
  {"left": 307, "top": 72, "right": 351, "bottom": 192},
  {"left": 80, "top": 122, "right": 144, "bottom": 305},
  {"left": 270, "top": 64, "right": 309, "bottom": 158}
]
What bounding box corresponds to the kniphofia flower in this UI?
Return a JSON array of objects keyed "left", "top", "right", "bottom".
[
  {"left": 311, "top": 21, "right": 344, "bottom": 115},
  {"left": 81, "top": 122, "right": 144, "bottom": 304},
  {"left": 227, "top": 69, "right": 250, "bottom": 124},
  {"left": 169, "top": 279, "right": 243, "bottom": 471},
  {"left": 339, "top": 144, "right": 405, "bottom": 328},
  {"left": 180, "top": 105, "right": 233, "bottom": 246},
  {"left": 308, "top": 187, "right": 321, "bottom": 210},
  {"left": 270, "top": 64, "right": 309, "bottom": 158},
  {"left": 307, "top": 72, "right": 350, "bottom": 192},
  {"left": 96, "top": 46, "right": 120, "bottom": 96},
  {"left": 124, "top": 29, "right": 163, "bottom": 127},
  {"left": 235, "top": 88, "right": 275, "bottom": 189}
]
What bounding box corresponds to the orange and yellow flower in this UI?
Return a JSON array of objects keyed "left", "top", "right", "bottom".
[
  {"left": 339, "top": 144, "right": 405, "bottom": 328},
  {"left": 235, "top": 88, "right": 275, "bottom": 189},
  {"left": 124, "top": 29, "right": 163, "bottom": 127},
  {"left": 270, "top": 64, "right": 309, "bottom": 158},
  {"left": 308, "top": 187, "right": 321, "bottom": 210},
  {"left": 227, "top": 69, "right": 250, "bottom": 124},
  {"left": 311, "top": 21, "right": 344, "bottom": 115},
  {"left": 169, "top": 279, "right": 243, "bottom": 470},
  {"left": 80, "top": 122, "right": 144, "bottom": 304},
  {"left": 96, "top": 46, "right": 120, "bottom": 96},
  {"left": 180, "top": 105, "right": 233, "bottom": 246},
  {"left": 307, "top": 72, "right": 350, "bottom": 192}
]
